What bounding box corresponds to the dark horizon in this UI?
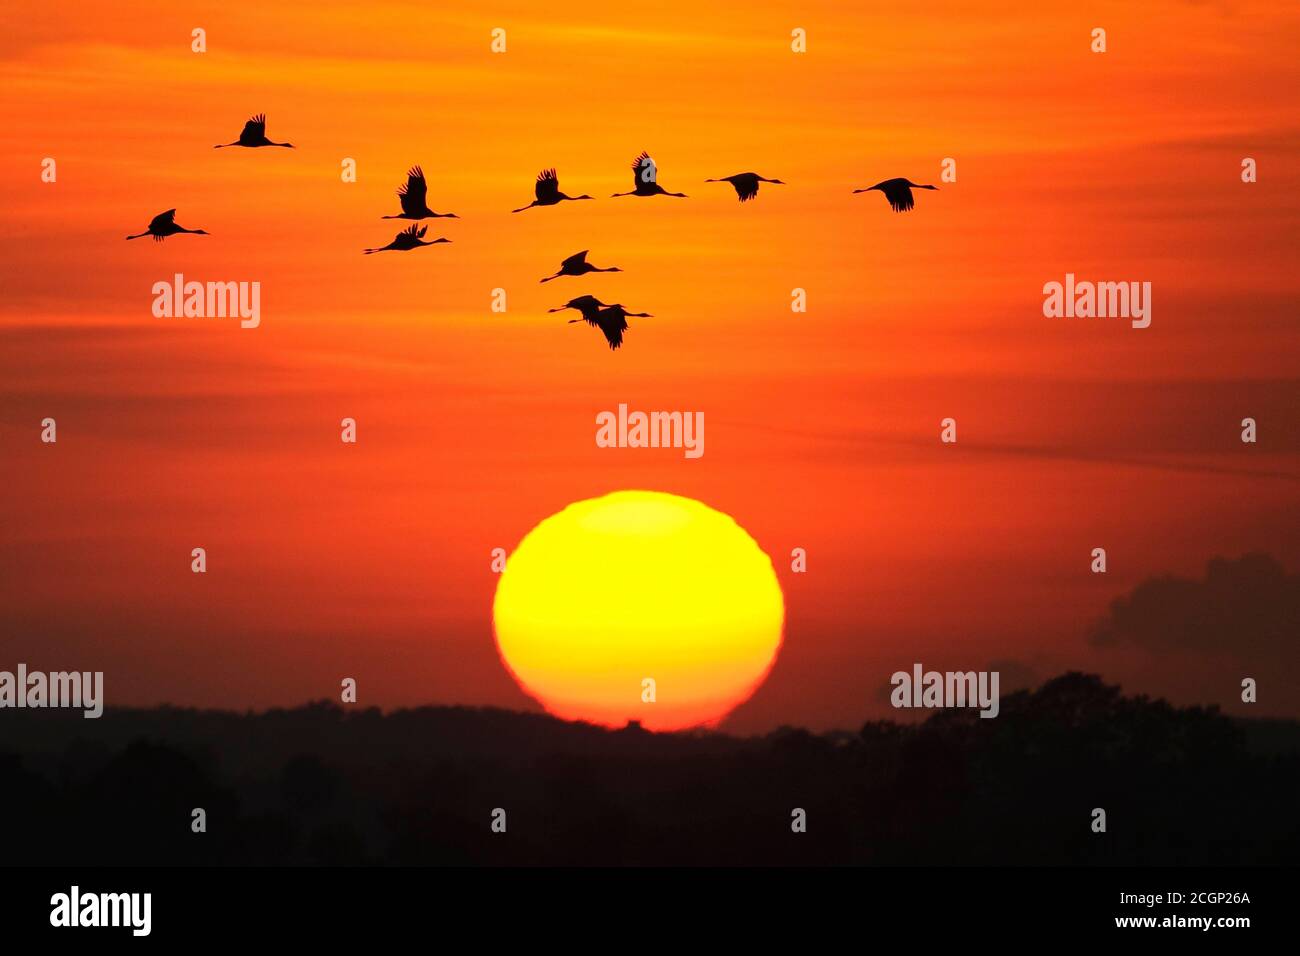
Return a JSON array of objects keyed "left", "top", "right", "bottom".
[{"left": 4, "top": 671, "right": 1298, "bottom": 866}]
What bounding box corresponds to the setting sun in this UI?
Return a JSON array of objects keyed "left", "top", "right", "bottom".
[{"left": 492, "top": 491, "right": 784, "bottom": 730}]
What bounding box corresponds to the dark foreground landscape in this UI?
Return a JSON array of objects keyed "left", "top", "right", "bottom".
[{"left": 2, "top": 673, "right": 1297, "bottom": 866}]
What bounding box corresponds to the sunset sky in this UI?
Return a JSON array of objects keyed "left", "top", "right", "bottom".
[{"left": 1, "top": 0, "right": 1297, "bottom": 731}]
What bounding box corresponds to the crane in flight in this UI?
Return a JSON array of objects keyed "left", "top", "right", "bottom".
[
  {"left": 853, "top": 178, "right": 938, "bottom": 213},
  {"left": 612, "top": 152, "right": 687, "bottom": 198},
  {"left": 540, "top": 250, "right": 622, "bottom": 282},
  {"left": 548, "top": 295, "right": 607, "bottom": 324},
  {"left": 383, "top": 166, "right": 458, "bottom": 220},
  {"left": 125, "top": 209, "right": 209, "bottom": 241},
  {"left": 705, "top": 172, "right": 785, "bottom": 202},
  {"left": 363, "top": 224, "right": 449, "bottom": 254},
  {"left": 214, "top": 114, "right": 294, "bottom": 149},
  {"left": 549, "top": 296, "right": 651, "bottom": 350},
  {"left": 513, "top": 168, "right": 593, "bottom": 212}
]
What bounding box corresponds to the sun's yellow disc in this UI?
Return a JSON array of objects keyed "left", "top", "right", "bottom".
[{"left": 492, "top": 490, "right": 785, "bottom": 731}]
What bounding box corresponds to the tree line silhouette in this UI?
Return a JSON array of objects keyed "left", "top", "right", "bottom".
[{"left": 2, "top": 673, "right": 1295, "bottom": 866}]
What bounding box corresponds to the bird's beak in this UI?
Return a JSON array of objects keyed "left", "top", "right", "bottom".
[{"left": 548, "top": 307, "right": 565, "bottom": 313}]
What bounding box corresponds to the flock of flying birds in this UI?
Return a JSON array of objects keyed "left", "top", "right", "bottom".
[{"left": 126, "top": 114, "right": 941, "bottom": 350}]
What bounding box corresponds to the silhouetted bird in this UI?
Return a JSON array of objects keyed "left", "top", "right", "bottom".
[
  {"left": 540, "top": 250, "right": 622, "bottom": 283},
  {"left": 513, "top": 169, "right": 593, "bottom": 212},
  {"left": 706, "top": 172, "right": 785, "bottom": 202},
  {"left": 548, "top": 295, "right": 608, "bottom": 325},
  {"left": 214, "top": 114, "right": 294, "bottom": 149},
  {"left": 590, "top": 304, "right": 652, "bottom": 350},
  {"left": 125, "top": 209, "right": 209, "bottom": 242},
  {"left": 853, "top": 178, "right": 938, "bottom": 213},
  {"left": 383, "top": 166, "right": 457, "bottom": 220},
  {"left": 363, "top": 224, "right": 449, "bottom": 254},
  {"left": 612, "top": 152, "right": 687, "bottom": 198},
  {"left": 550, "top": 297, "right": 650, "bottom": 350}
]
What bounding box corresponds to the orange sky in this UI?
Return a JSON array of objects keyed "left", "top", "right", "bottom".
[{"left": 1, "top": 0, "right": 1298, "bottom": 730}]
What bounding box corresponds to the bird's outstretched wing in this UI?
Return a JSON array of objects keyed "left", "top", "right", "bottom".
[
  {"left": 148, "top": 209, "right": 177, "bottom": 231},
  {"left": 879, "top": 179, "right": 914, "bottom": 213},
  {"left": 535, "top": 168, "right": 560, "bottom": 202},
  {"left": 560, "top": 250, "right": 589, "bottom": 270},
  {"left": 597, "top": 309, "right": 628, "bottom": 350},
  {"left": 398, "top": 166, "right": 428, "bottom": 215},
  {"left": 732, "top": 175, "right": 759, "bottom": 202},
  {"left": 631, "top": 151, "right": 654, "bottom": 186},
  {"left": 571, "top": 295, "right": 606, "bottom": 325},
  {"left": 239, "top": 114, "right": 267, "bottom": 144}
]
